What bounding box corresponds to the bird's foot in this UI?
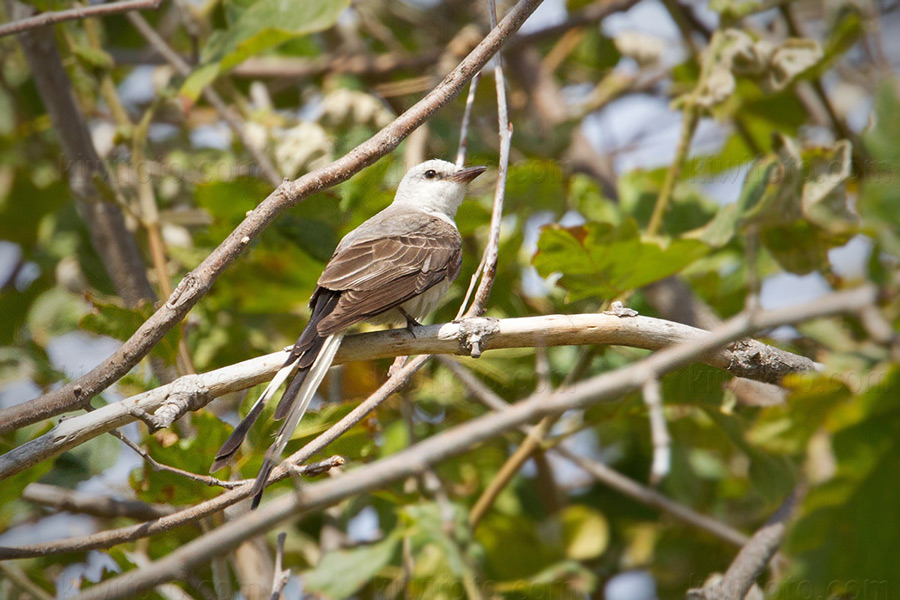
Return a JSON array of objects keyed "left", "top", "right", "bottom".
[{"left": 399, "top": 308, "right": 422, "bottom": 338}]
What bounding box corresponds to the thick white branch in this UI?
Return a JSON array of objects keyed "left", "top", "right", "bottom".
[{"left": 0, "top": 312, "right": 816, "bottom": 481}]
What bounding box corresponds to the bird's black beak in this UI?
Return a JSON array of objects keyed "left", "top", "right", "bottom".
[{"left": 448, "top": 165, "right": 487, "bottom": 183}]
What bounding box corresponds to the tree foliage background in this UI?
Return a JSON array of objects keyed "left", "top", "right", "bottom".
[{"left": 0, "top": 0, "right": 899, "bottom": 598}]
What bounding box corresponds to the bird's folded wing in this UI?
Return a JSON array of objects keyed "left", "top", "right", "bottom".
[{"left": 314, "top": 215, "right": 462, "bottom": 335}]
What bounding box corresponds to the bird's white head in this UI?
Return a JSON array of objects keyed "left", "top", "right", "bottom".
[{"left": 393, "top": 159, "right": 486, "bottom": 219}]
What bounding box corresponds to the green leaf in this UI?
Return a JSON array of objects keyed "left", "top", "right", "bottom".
[
  {"left": 860, "top": 79, "right": 900, "bottom": 235},
  {"left": 131, "top": 411, "right": 231, "bottom": 504},
  {"left": 704, "top": 408, "right": 795, "bottom": 501},
  {"left": 72, "top": 44, "right": 115, "bottom": 71},
  {"left": 304, "top": 533, "right": 399, "bottom": 598},
  {"left": 0, "top": 174, "right": 68, "bottom": 250},
  {"left": 179, "top": 62, "right": 219, "bottom": 104},
  {"left": 26, "top": 287, "right": 87, "bottom": 346},
  {"left": 699, "top": 156, "right": 781, "bottom": 247},
  {"left": 699, "top": 136, "right": 856, "bottom": 273},
  {"left": 42, "top": 432, "right": 120, "bottom": 488},
  {"left": 506, "top": 160, "right": 567, "bottom": 212},
  {"left": 183, "top": 0, "right": 348, "bottom": 100},
  {"left": 79, "top": 298, "right": 180, "bottom": 365},
  {"left": 533, "top": 219, "right": 709, "bottom": 301},
  {"left": 782, "top": 367, "right": 900, "bottom": 598}
]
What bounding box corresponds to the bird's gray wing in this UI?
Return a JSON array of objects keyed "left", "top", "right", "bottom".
[{"left": 313, "top": 213, "right": 462, "bottom": 335}]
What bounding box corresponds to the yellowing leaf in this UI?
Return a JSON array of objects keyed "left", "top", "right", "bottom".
[{"left": 561, "top": 505, "right": 609, "bottom": 560}]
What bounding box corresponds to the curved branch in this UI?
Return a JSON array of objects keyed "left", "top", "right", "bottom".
[
  {"left": 0, "top": 0, "right": 545, "bottom": 435},
  {"left": 0, "top": 311, "right": 820, "bottom": 481}
]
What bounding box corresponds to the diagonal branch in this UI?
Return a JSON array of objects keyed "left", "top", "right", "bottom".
[
  {"left": 687, "top": 489, "right": 800, "bottom": 600},
  {"left": 0, "top": 0, "right": 163, "bottom": 37},
  {"left": 0, "top": 0, "right": 545, "bottom": 435}
]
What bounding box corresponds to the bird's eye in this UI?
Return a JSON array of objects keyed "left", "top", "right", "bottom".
[{"left": 424, "top": 169, "right": 437, "bottom": 179}]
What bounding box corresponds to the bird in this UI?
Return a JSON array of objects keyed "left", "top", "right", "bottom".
[{"left": 210, "top": 159, "right": 486, "bottom": 508}]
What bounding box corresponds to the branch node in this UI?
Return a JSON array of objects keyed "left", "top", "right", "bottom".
[
  {"left": 289, "top": 455, "right": 346, "bottom": 478},
  {"left": 131, "top": 375, "right": 209, "bottom": 431},
  {"left": 457, "top": 317, "right": 500, "bottom": 358},
  {"left": 603, "top": 300, "right": 639, "bottom": 318},
  {"left": 166, "top": 273, "right": 201, "bottom": 309}
]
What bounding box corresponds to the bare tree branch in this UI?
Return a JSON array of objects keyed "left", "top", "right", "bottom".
[
  {"left": 642, "top": 378, "right": 671, "bottom": 485},
  {"left": 506, "top": 0, "right": 640, "bottom": 48},
  {"left": 464, "top": 0, "right": 511, "bottom": 319},
  {"left": 455, "top": 71, "right": 481, "bottom": 167},
  {"left": 687, "top": 490, "right": 800, "bottom": 600},
  {"left": 61, "top": 290, "right": 866, "bottom": 600},
  {"left": 0, "top": 562, "right": 53, "bottom": 600},
  {"left": 269, "top": 532, "right": 290, "bottom": 600},
  {"left": 0, "top": 308, "right": 828, "bottom": 481},
  {"left": 232, "top": 51, "right": 442, "bottom": 80},
  {"left": 22, "top": 483, "right": 176, "bottom": 521},
  {"left": 0, "top": 0, "right": 545, "bottom": 435},
  {"left": 0, "top": 0, "right": 163, "bottom": 37}
]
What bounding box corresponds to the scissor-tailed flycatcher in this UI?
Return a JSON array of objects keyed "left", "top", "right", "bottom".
[{"left": 211, "top": 159, "right": 486, "bottom": 508}]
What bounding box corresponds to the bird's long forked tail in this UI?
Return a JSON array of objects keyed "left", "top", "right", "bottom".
[
  {"left": 249, "top": 332, "right": 344, "bottom": 509},
  {"left": 209, "top": 357, "right": 299, "bottom": 473}
]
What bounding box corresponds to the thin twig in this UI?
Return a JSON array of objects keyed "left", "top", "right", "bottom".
[
  {"left": 0, "top": 0, "right": 163, "bottom": 37},
  {"left": 647, "top": 105, "right": 700, "bottom": 237},
  {"left": 642, "top": 378, "right": 671, "bottom": 485},
  {"left": 464, "top": 0, "right": 513, "bottom": 317},
  {"left": 647, "top": 28, "right": 734, "bottom": 237},
  {"left": 777, "top": 4, "right": 869, "bottom": 171},
  {"left": 507, "top": 0, "right": 640, "bottom": 48},
  {"left": 456, "top": 72, "right": 481, "bottom": 166},
  {"left": 269, "top": 532, "right": 290, "bottom": 600},
  {"left": 118, "top": 430, "right": 242, "bottom": 489},
  {"left": 0, "top": 0, "right": 545, "bottom": 434},
  {"left": 132, "top": 98, "right": 196, "bottom": 374},
  {"left": 0, "top": 563, "right": 54, "bottom": 600},
  {"left": 22, "top": 482, "right": 175, "bottom": 521},
  {"left": 124, "top": 12, "right": 282, "bottom": 186},
  {"left": 468, "top": 414, "right": 555, "bottom": 528}
]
